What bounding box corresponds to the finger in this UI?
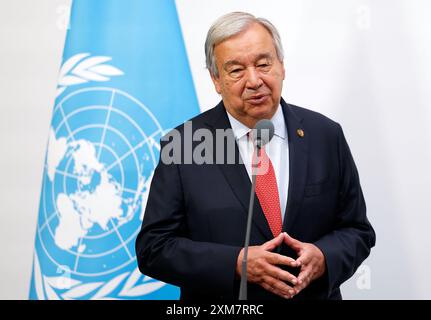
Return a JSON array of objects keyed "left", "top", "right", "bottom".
[
  {"left": 266, "top": 251, "right": 300, "bottom": 268},
  {"left": 283, "top": 232, "right": 302, "bottom": 251},
  {"left": 266, "top": 264, "right": 298, "bottom": 285},
  {"left": 296, "top": 243, "right": 323, "bottom": 266},
  {"left": 293, "top": 280, "right": 308, "bottom": 294},
  {"left": 269, "top": 276, "right": 297, "bottom": 298},
  {"left": 295, "top": 267, "right": 312, "bottom": 292},
  {"left": 262, "top": 233, "right": 285, "bottom": 251},
  {"left": 295, "top": 249, "right": 310, "bottom": 266},
  {"left": 296, "top": 255, "right": 308, "bottom": 266},
  {"left": 261, "top": 282, "right": 292, "bottom": 299},
  {"left": 262, "top": 275, "right": 296, "bottom": 298}
]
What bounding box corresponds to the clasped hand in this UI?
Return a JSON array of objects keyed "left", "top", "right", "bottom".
[{"left": 236, "top": 232, "right": 326, "bottom": 299}]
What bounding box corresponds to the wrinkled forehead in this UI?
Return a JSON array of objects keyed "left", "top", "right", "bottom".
[{"left": 214, "top": 24, "right": 277, "bottom": 63}]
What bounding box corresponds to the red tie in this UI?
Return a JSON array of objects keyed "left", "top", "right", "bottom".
[{"left": 253, "top": 146, "right": 283, "bottom": 237}]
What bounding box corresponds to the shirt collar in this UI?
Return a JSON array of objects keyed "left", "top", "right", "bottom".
[{"left": 226, "top": 104, "right": 287, "bottom": 140}]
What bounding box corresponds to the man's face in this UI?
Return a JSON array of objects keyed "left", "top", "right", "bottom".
[{"left": 211, "top": 22, "right": 285, "bottom": 128}]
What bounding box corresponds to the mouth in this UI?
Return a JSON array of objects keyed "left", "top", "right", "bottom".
[{"left": 245, "top": 94, "right": 269, "bottom": 105}]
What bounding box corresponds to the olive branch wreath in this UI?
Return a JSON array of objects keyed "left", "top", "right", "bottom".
[
  {"left": 33, "top": 252, "right": 165, "bottom": 300},
  {"left": 56, "top": 53, "right": 124, "bottom": 98}
]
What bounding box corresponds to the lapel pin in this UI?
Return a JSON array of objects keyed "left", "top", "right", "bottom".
[{"left": 297, "top": 129, "right": 304, "bottom": 138}]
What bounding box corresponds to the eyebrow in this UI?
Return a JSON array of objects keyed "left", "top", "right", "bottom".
[{"left": 223, "top": 53, "right": 273, "bottom": 70}]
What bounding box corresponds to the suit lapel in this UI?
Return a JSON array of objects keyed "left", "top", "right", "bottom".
[
  {"left": 205, "top": 102, "right": 273, "bottom": 240},
  {"left": 280, "top": 99, "right": 309, "bottom": 233}
]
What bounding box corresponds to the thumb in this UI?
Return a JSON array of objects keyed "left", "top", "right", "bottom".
[
  {"left": 262, "top": 233, "right": 285, "bottom": 251},
  {"left": 283, "top": 232, "right": 302, "bottom": 251}
]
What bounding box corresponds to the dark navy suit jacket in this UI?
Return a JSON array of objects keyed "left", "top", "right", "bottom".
[{"left": 135, "top": 99, "right": 376, "bottom": 300}]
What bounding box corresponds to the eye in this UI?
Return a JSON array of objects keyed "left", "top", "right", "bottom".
[
  {"left": 229, "top": 68, "right": 244, "bottom": 78},
  {"left": 258, "top": 63, "right": 271, "bottom": 69},
  {"left": 230, "top": 68, "right": 242, "bottom": 74}
]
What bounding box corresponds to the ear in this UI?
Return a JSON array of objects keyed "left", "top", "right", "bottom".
[{"left": 210, "top": 72, "right": 222, "bottom": 95}]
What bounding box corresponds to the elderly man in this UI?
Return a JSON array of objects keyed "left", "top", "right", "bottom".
[{"left": 135, "top": 12, "right": 375, "bottom": 300}]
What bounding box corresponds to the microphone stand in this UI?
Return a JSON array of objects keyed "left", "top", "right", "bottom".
[{"left": 239, "top": 142, "right": 261, "bottom": 300}]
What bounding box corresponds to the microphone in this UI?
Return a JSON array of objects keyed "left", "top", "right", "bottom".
[
  {"left": 253, "top": 119, "right": 275, "bottom": 149},
  {"left": 239, "top": 119, "right": 275, "bottom": 300}
]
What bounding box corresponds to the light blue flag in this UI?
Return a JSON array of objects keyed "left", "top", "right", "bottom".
[{"left": 29, "top": 0, "right": 199, "bottom": 300}]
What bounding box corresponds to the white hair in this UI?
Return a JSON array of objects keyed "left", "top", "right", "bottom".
[{"left": 205, "top": 12, "right": 284, "bottom": 78}]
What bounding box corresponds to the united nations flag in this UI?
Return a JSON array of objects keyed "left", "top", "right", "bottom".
[{"left": 29, "top": 0, "right": 199, "bottom": 300}]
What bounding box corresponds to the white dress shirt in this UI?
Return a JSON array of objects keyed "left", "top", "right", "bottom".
[{"left": 226, "top": 105, "right": 290, "bottom": 222}]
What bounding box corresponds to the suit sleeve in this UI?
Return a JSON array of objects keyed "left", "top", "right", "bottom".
[
  {"left": 135, "top": 140, "right": 242, "bottom": 295},
  {"left": 313, "top": 123, "right": 376, "bottom": 296}
]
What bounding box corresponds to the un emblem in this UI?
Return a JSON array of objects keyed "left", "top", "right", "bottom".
[{"left": 32, "top": 54, "right": 173, "bottom": 299}]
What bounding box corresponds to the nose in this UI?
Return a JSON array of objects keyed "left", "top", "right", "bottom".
[{"left": 245, "top": 67, "right": 263, "bottom": 90}]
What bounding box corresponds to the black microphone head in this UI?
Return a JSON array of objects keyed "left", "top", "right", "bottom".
[{"left": 253, "top": 119, "right": 274, "bottom": 148}]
